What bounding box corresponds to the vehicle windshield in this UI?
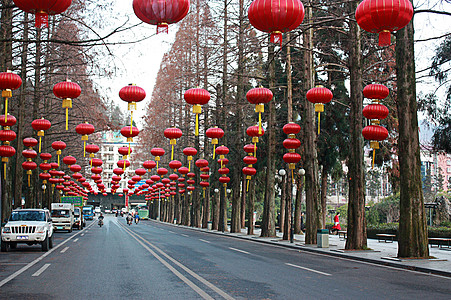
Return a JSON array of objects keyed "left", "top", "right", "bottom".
[
  {"left": 83, "top": 208, "right": 91, "bottom": 214},
  {"left": 51, "top": 210, "right": 70, "bottom": 217},
  {"left": 9, "top": 211, "right": 46, "bottom": 222}
]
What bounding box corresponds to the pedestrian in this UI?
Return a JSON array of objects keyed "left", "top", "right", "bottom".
[
  {"left": 300, "top": 212, "right": 305, "bottom": 232},
  {"left": 332, "top": 212, "right": 341, "bottom": 234}
]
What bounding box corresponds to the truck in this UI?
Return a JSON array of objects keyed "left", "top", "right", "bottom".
[
  {"left": 51, "top": 203, "right": 75, "bottom": 232},
  {"left": 82, "top": 205, "right": 94, "bottom": 220},
  {"left": 73, "top": 207, "right": 85, "bottom": 230}
]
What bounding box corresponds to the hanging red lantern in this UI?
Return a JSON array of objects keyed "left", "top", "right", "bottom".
[
  {"left": 31, "top": 118, "right": 51, "bottom": 153},
  {"left": 70, "top": 164, "right": 81, "bottom": 173},
  {"left": 23, "top": 137, "right": 38, "bottom": 149},
  {"left": 205, "top": 127, "right": 224, "bottom": 159},
  {"left": 62, "top": 155, "right": 76, "bottom": 167},
  {"left": 243, "top": 156, "right": 257, "bottom": 165},
  {"left": 22, "top": 160, "right": 37, "bottom": 187},
  {"left": 51, "top": 140, "right": 66, "bottom": 166},
  {"left": 91, "top": 158, "right": 103, "bottom": 167},
  {"left": 75, "top": 122, "right": 95, "bottom": 157},
  {"left": 355, "top": 0, "right": 414, "bottom": 46},
  {"left": 118, "top": 146, "right": 132, "bottom": 159},
  {"left": 248, "top": 0, "right": 305, "bottom": 46},
  {"left": 113, "top": 168, "right": 125, "bottom": 176},
  {"left": 215, "top": 146, "right": 229, "bottom": 169},
  {"left": 244, "top": 144, "right": 257, "bottom": 155},
  {"left": 119, "top": 84, "right": 146, "bottom": 131},
  {"left": 92, "top": 167, "right": 103, "bottom": 174},
  {"left": 306, "top": 86, "right": 333, "bottom": 135},
  {"left": 157, "top": 168, "right": 168, "bottom": 176},
  {"left": 0, "top": 145, "right": 14, "bottom": 179},
  {"left": 362, "top": 125, "right": 389, "bottom": 168},
  {"left": 169, "top": 160, "right": 182, "bottom": 171},
  {"left": 0, "top": 71, "right": 22, "bottom": 122},
  {"left": 0, "top": 114, "right": 17, "bottom": 130},
  {"left": 143, "top": 160, "right": 157, "bottom": 171},
  {"left": 246, "top": 87, "right": 273, "bottom": 134},
  {"left": 178, "top": 167, "right": 189, "bottom": 176},
  {"left": 135, "top": 168, "right": 147, "bottom": 176},
  {"left": 283, "top": 122, "right": 302, "bottom": 182},
  {"left": 363, "top": 84, "right": 389, "bottom": 100},
  {"left": 151, "top": 148, "right": 165, "bottom": 169},
  {"left": 53, "top": 80, "right": 81, "bottom": 130},
  {"left": 133, "top": 0, "right": 190, "bottom": 34},
  {"left": 362, "top": 104, "right": 389, "bottom": 121},
  {"left": 247, "top": 125, "right": 264, "bottom": 157},
  {"left": 151, "top": 175, "right": 161, "bottom": 182},
  {"left": 86, "top": 144, "right": 99, "bottom": 167},
  {"left": 0, "top": 130, "right": 16, "bottom": 144},
  {"left": 182, "top": 147, "right": 197, "bottom": 171},
  {"left": 195, "top": 159, "right": 208, "bottom": 169},
  {"left": 13, "top": 0, "right": 72, "bottom": 28},
  {"left": 184, "top": 87, "right": 211, "bottom": 136},
  {"left": 164, "top": 127, "right": 182, "bottom": 160},
  {"left": 117, "top": 160, "right": 130, "bottom": 169}
]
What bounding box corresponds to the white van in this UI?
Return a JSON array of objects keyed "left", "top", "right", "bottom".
[{"left": 51, "top": 203, "right": 75, "bottom": 232}]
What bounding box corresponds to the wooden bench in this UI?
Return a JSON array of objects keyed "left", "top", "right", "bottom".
[
  {"left": 338, "top": 231, "right": 347, "bottom": 240},
  {"left": 428, "top": 238, "right": 451, "bottom": 248},
  {"left": 376, "top": 233, "right": 396, "bottom": 243}
]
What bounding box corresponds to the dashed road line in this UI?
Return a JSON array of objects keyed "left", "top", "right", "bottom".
[
  {"left": 285, "top": 263, "right": 331, "bottom": 276},
  {"left": 181, "top": 234, "right": 189, "bottom": 237},
  {"left": 228, "top": 247, "right": 250, "bottom": 255},
  {"left": 32, "top": 264, "right": 51, "bottom": 277},
  {"left": 60, "top": 247, "right": 69, "bottom": 253},
  {"left": 73, "top": 238, "right": 79, "bottom": 243},
  {"left": 199, "top": 239, "right": 211, "bottom": 244}
]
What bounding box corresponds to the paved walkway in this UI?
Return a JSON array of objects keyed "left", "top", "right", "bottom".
[{"left": 160, "top": 222, "right": 451, "bottom": 277}]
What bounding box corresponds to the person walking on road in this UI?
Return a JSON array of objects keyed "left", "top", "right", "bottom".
[{"left": 332, "top": 212, "right": 341, "bottom": 234}]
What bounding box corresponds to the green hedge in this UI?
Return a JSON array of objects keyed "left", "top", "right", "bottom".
[{"left": 367, "top": 223, "right": 451, "bottom": 239}]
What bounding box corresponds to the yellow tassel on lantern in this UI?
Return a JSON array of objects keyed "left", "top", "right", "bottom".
[
  {"left": 62, "top": 98, "right": 72, "bottom": 131},
  {"left": 255, "top": 104, "right": 264, "bottom": 134},
  {"left": 57, "top": 150, "right": 61, "bottom": 166},
  {"left": 212, "top": 138, "right": 218, "bottom": 159},
  {"left": 156, "top": 156, "right": 160, "bottom": 169},
  {"left": 246, "top": 175, "right": 251, "bottom": 192},
  {"left": 370, "top": 141, "right": 379, "bottom": 169},
  {"left": 27, "top": 170, "right": 32, "bottom": 187},
  {"left": 170, "top": 139, "right": 176, "bottom": 160},
  {"left": 2, "top": 89, "right": 11, "bottom": 122},
  {"left": 130, "top": 110, "right": 134, "bottom": 135},
  {"left": 315, "top": 103, "right": 324, "bottom": 135},
  {"left": 188, "top": 156, "right": 192, "bottom": 172},
  {"left": 2, "top": 157, "right": 8, "bottom": 180},
  {"left": 193, "top": 105, "right": 202, "bottom": 136}
]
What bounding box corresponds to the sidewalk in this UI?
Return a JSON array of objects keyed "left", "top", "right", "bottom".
[{"left": 160, "top": 221, "right": 451, "bottom": 277}]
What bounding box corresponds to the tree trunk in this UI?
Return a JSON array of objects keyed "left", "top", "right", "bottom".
[
  {"left": 396, "top": 14, "right": 429, "bottom": 258},
  {"left": 279, "top": 175, "right": 286, "bottom": 233},
  {"left": 321, "top": 166, "right": 328, "bottom": 228},
  {"left": 247, "top": 178, "right": 255, "bottom": 235},
  {"left": 219, "top": 185, "right": 228, "bottom": 232},
  {"left": 283, "top": 174, "right": 293, "bottom": 240},
  {"left": 212, "top": 190, "right": 220, "bottom": 230},
  {"left": 345, "top": 2, "right": 367, "bottom": 250},
  {"left": 294, "top": 175, "right": 303, "bottom": 234},
  {"left": 261, "top": 43, "right": 276, "bottom": 238},
  {"left": 240, "top": 176, "right": 246, "bottom": 229},
  {"left": 303, "top": 3, "right": 321, "bottom": 244}
]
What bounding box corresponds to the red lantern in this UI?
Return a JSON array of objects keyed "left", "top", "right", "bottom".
[
  {"left": 283, "top": 152, "right": 301, "bottom": 164},
  {"left": 363, "top": 84, "right": 389, "bottom": 100},
  {"left": 182, "top": 147, "right": 197, "bottom": 171},
  {"left": 243, "top": 156, "right": 258, "bottom": 165},
  {"left": 283, "top": 123, "right": 301, "bottom": 135},
  {"left": 86, "top": 144, "right": 100, "bottom": 167},
  {"left": 0, "top": 114, "right": 17, "bottom": 128},
  {"left": 91, "top": 158, "right": 103, "bottom": 167},
  {"left": 306, "top": 86, "right": 333, "bottom": 135},
  {"left": 248, "top": 0, "right": 305, "bottom": 46},
  {"left": 143, "top": 160, "right": 157, "bottom": 171},
  {"left": 120, "top": 126, "right": 139, "bottom": 141},
  {"left": 205, "top": 127, "right": 224, "bottom": 158},
  {"left": 184, "top": 88, "right": 211, "bottom": 136},
  {"left": 133, "top": 0, "right": 190, "bottom": 34},
  {"left": 283, "top": 138, "right": 301, "bottom": 150},
  {"left": 63, "top": 156, "right": 76, "bottom": 167},
  {"left": 178, "top": 167, "right": 189, "bottom": 176},
  {"left": 70, "top": 164, "right": 81, "bottom": 173},
  {"left": 244, "top": 144, "right": 257, "bottom": 154},
  {"left": 0, "top": 71, "right": 22, "bottom": 122},
  {"left": 113, "top": 168, "right": 125, "bottom": 176},
  {"left": 0, "top": 130, "right": 16, "bottom": 143},
  {"left": 117, "top": 160, "right": 130, "bottom": 169},
  {"left": 53, "top": 80, "right": 81, "bottom": 130},
  {"left": 247, "top": 125, "right": 264, "bottom": 157},
  {"left": 195, "top": 159, "right": 208, "bottom": 169},
  {"left": 362, "top": 104, "right": 389, "bottom": 121},
  {"left": 151, "top": 175, "right": 161, "bottom": 182},
  {"left": 135, "top": 168, "right": 147, "bottom": 176},
  {"left": 215, "top": 145, "right": 229, "bottom": 168},
  {"left": 119, "top": 84, "right": 146, "bottom": 130},
  {"left": 242, "top": 167, "right": 257, "bottom": 177},
  {"left": 23, "top": 137, "right": 38, "bottom": 148},
  {"left": 219, "top": 176, "right": 230, "bottom": 184},
  {"left": 246, "top": 87, "right": 273, "bottom": 134},
  {"left": 22, "top": 160, "right": 37, "bottom": 186},
  {"left": 151, "top": 147, "right": 165, "bottom": 169},
  {"left": 31, "top": 118, "right": 51, "bottom": 153},
  {"left": 0, "top": 145, "right": 15, "bottom": 179},
  {"left": 75, "top": 122, "right": 95, "bottom": 157},
  {"left": 13, "top": 0, "right": 72, "bottom": 27},
  {"left": 157, "top": 168, "right": 168, "bottom": 176},
  {"left": 92, "top": 167, "right": 103, "bottom": 174},
  {"left": 362, "top": 125, "right": 389, "bottom": 168},
  {"left": 169, "top": 160, "right": 182, "bottom": 171},
  {"left": 164, "top": 127, "right": 182, "bottom": 160},
  {"left": 355, "top": 0, "right": 413, "bottom": 46},
  {"left": 51, "top": 140, "right": 66, "bottom": 166}
]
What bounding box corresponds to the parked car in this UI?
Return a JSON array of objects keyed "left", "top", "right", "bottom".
[
  {"left": 1, "top": 208, "right": 54, "bottom": 252},
  {"left": 105, "top": 209, "right": 111, "bottom": 214}
]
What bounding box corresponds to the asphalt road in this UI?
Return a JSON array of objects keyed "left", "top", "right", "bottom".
[{"left": 1, "top": 215, "right": 450, "bottom": 299}]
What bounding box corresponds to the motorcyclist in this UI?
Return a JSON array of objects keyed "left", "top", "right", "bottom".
[
  {"left": 126, "top": 213, "right": 133, "bottom": 225},
  {"left": 134, "top": 213, "right": 140, "bottom": 224},
  {"left": 98, "top": 213, "right": 104, "bottom": 227}
]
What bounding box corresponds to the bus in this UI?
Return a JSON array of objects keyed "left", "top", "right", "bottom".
[
  {"left": 82, "top": 205, "right": 94, "bottom": 220},
  {"left": 137, "top": 205, "right": 149, "bottom": 220}
]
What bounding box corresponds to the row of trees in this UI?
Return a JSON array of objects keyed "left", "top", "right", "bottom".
[{"left": 136, "top": 0, "right": 450, "bottom": 258}]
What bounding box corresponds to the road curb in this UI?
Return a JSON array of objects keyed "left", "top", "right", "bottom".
[{"left": 149, "top": 219, "right": 451, "bottom": 278}]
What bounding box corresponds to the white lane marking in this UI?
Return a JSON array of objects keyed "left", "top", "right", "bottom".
[
  {"left": 181, "top": 234, "right": 189, "bottom": 237},
  {"left": 32, "top": 263, "right": 51, "bottom": 277},
  {"left": 122, "top": 228, "right": 213, "bottom": 300},
  {"left": 199, "top": 239, "right": 211, "bottom": 244},
  {"left": 60, "top": 247, "right": 69, "bottom": 253},
  {"left": 81, "top": 233, "right": 85, "bottom": 236},
  {"left": 285, "top": 263, "right": 331, "bottom": 276},
  {"left": 121, "top": 223, "right": 235, "bottom": 300},
  {"left": 0, "top": 221, "right": 96, "bottom": 288},
  {"left": 73, "top": 238, "right": 79, "bottom": 243},
  {"left": 229, "top": 247, "right": 250, "bottom": 255},
  {"left": 168, "top": 231, "right": 175, "bottom": 233}
]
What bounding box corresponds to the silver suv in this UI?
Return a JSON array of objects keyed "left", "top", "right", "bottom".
[{"left": 1, "top": 208, "right": 54, "bottom": 252}]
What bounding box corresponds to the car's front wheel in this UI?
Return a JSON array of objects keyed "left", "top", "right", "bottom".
[
  {"left": 41, "top": 234, "right": 49, "bottom": 252},
  {"left": 49, "top": 235, "right": 53, "bottom": 249},
  {"left": 9, "top": 242, "right": 17, "bottom": 249},
  {"left": 1, "top": 241, "right": 9, "bottom": 252}
]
